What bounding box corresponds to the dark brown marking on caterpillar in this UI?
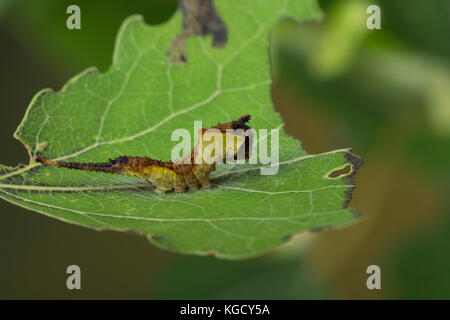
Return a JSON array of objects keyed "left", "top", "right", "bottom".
[{"left": 36, "top": 114, "right": 252, "bottom": 194}]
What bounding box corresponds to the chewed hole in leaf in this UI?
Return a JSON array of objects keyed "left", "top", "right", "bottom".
[
  {"left": 169, "top": 0, "right": 228, "bottom": 64},
  {"left": 327, "top": 164, "right": 353, "bottom": 179}
]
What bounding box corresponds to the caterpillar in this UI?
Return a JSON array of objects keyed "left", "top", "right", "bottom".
[{"left": 36, "top": 114, "right": 252, "bottom": 194}]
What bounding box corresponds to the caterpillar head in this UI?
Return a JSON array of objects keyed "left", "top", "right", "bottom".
[{"left": 193, "top": 114, "right": 253, "bottom": 164}]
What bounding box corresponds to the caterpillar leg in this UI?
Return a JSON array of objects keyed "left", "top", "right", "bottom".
[
  {"left": 199, "top": 177, "right": 211, "bottom": 189},
  {"left": 188, "top": 184, "right": 199, "bottom": 191},
  {"left": 192, "top": 165, "right": 213, "bottom": 189},
  {"left": 155, "top": 187, "right": 169, "bottom": 194},
  {"left": 183, "top": 168, "right": 200, "bottom": 191},
  {"left": 147, "top": 166, "right": 175, "bottom": 194},
  {"left": 173, "top": 167, "right": 188, "bottom": 193}
]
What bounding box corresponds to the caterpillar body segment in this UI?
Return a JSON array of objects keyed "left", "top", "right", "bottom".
[{"left": 35, "top": 114, "right": 252, "bottom": 194}]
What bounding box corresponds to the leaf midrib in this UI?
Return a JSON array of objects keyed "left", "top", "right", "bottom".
[{"left": 0, "top": 148, "right": 351, "bottom": 187}]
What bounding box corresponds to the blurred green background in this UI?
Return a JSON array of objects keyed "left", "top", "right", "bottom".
[{"left": 0, "top": 0, "right": 449, "bottom": 299}]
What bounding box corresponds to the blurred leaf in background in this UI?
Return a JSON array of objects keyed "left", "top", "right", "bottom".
[
  {"left": 150, "top": 235, "right": 327, "bottom": 299},
  {"left": 270, "top": 0, "right": 449, "bottom": 298},
  {"left": 5, "top": 0, "right": 177, "bottom": 75},
  {"left": 386, "top": 206, "right": 450, "bottom": 299}
]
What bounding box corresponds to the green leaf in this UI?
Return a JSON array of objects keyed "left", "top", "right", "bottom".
[{"left": 0, "top": 0, "right": 362, "bottom": 259}]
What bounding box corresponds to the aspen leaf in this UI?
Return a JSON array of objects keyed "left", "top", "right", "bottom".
[{"left": 0, "top": 0, "right": 362, "bottom": 259}]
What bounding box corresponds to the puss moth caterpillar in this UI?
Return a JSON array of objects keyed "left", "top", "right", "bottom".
[{"left": 36, "top": 114, "right": 252, "bottom": 194}]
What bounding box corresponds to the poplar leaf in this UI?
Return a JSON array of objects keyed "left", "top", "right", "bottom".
[{"left": 0, "top": 0, "right": 362, "bottom": 259}]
